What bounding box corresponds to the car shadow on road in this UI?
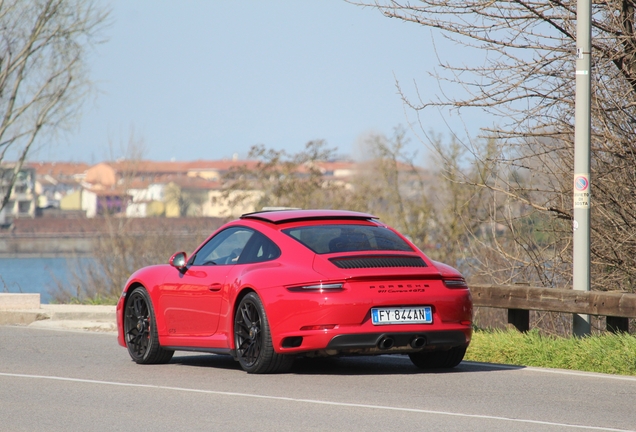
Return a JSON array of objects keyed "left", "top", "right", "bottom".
[
  {"left": 170, "top": 353, "right": 242, "bottom": 371},
  {"left": 288, "top": 356, "right": 525, "bottom": 376},
  {"left": 169, "top": 353, "right": 525, "bottom": 376}
]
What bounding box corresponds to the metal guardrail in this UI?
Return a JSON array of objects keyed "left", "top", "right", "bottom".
[{"left": 470, "top": 284, "right": 636, "bottom": 333}]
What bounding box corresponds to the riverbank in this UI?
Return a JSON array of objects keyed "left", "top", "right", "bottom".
[
  {"left": 0, "top": 250, "right": 94, "bottom": 259},
  {"left": 0, "top": 234, "right": 95, "bottom": 257},
  {"left": 0, "top": 216, "right": 220, "bottom": 257}
]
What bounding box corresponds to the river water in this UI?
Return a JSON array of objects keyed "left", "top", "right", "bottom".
[{"left": 0, "top": 257, "right": 84, "bottom": 304}]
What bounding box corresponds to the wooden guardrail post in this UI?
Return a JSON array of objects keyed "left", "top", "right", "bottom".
[
  {"left": 606, "top": 317, "right": 629, "bottom": 333},
  {"left": 508, "top": 309, "right": 530, "bottom": 332}
]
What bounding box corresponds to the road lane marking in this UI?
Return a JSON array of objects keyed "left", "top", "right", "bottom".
[
  {"left": 463, "top": 361, "right": 636, "bottom": 382},
  {"left": 1, "top": 371, "right": 634, "bottom": 431}
]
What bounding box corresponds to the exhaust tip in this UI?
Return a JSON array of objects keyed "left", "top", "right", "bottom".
[
  {"left": 410, "top": 336, "right": 426, "bottom": 349},
  {"left": 377, "top": 336, "right": 394, "bottom": 350}
]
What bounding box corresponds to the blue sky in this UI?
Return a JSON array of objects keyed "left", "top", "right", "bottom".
[{"left": 34, "top": 0, "right": 485, "bottom": 164}]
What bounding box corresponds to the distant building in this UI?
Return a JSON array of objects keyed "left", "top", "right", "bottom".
[
  {"left": 80, "top": 188, "right": 129, "bottom": 218},
  {"left": 82, "top": 159, "right": 258, "bottom": 188},
  {"left": 60, "top": 189, "right": 83, "bottom": 212},
  {"left": 28, "top": 161, "right": 89, "bottom": 209},
  {"left": 206, "top": 189, "right": 264, "bottom": 218},
  {"left": 126, "top": 182, "right": 166, "bottom": 218},
  {"left": 82, "top": 159, "right": 261, "bottom": 218},
  {"left": 1, "top": 157, "right": 372, "bottom": 222},
  {"left": 0, "top": 165, "right": 37, "bottom": 225}
]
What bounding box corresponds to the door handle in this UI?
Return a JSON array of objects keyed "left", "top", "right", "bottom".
[{"left": 208, "top": 283, "right": 222, "bottom": 291}]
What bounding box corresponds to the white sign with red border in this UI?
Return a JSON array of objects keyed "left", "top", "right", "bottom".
[{"left": 573, "top": 173, "right": 590, "bottom": 208}]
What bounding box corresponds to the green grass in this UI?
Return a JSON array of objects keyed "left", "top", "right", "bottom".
[{"left": 465, "top": 329, "right": 636, "bottom": 376}]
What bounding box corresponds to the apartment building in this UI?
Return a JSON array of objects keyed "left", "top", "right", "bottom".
[{"left": 0, "top": 165, "right": 38, "bottom": 225}]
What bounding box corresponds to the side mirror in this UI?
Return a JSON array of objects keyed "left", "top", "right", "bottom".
[{"left": 169, "top": 252, "right": 187, "bottom": 270}]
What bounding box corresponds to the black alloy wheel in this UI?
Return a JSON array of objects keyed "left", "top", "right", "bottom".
[
  {"left": 234, "top": 292, "right": 294, "bottom": 374},
  {"left": 408, "top": 345, "right": 467, "bottom": 369},
  {"left": 123, "top": 287, "right": 173, "bottom": 364}
]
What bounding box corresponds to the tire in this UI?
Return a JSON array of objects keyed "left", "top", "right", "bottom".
[
  {"left": 234, "top": 292, "right": 294, "bottom": 374},
  {"left": 408, "top": 345, "right": 467, "bottom": 369},
  {"left": 123, "top": 287, "right": 174, "bottom": 364}
]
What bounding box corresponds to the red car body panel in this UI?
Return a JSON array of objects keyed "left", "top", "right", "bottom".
[{"left": 117, "top": 210, "right": 472, "bottom": 358}]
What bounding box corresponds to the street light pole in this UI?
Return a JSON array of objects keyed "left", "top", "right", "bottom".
[{"left": 573, "top": 0, "right": 592, "bottom": 336}]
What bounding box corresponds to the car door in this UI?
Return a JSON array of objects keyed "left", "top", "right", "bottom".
[{"left": 160, "top": 227, "right": 254, "bottom": 337}]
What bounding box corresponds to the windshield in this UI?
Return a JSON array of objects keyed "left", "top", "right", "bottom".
[{"left": 282, "top": 224, "right": 413, "bottom": 254}]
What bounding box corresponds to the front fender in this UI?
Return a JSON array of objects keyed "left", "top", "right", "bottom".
[{"left": 117, "top": 265, "right": 172, "bottom": 347}]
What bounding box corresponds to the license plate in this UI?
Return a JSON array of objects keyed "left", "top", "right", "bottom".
[{"left": 371, "top": 306, "right": 432, "bottom": 325}]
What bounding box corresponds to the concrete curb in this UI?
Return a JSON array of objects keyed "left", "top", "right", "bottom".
[
  {"left": 0, "top": 300, "right": 117, "bottom": 333},
  {"left": 0, "top": 293, "right": 40, "bottom": 310},
  {"left": 0, "top": 310, "right": 49, "bottom": 326}
]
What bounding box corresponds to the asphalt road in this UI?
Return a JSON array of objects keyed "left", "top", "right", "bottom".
[{"left": 1, "top": 326, "right": 635, "bottom": 432}]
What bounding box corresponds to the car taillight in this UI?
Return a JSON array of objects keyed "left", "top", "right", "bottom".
[
  {"left": 300, "top": 324, "right": 337, "bottom": 330},
  {"left": 443, "top": 278, "right": 468, "bottom": 289},
  {"left": 287, "top": 283, "right": 344, "bottom": 292}
]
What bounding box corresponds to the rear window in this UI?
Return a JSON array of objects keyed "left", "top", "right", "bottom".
[{"left": 282, "top": 224, "right": 413, "bottom": 254}]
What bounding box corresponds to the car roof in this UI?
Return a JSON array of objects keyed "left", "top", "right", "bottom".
[{"left": 240, "top": 209, "right": 378, "bottom": 224}]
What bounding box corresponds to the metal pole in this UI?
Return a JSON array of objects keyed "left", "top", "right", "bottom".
[{"left": 572, "top": 0, "right": 592, "bottom": 336}]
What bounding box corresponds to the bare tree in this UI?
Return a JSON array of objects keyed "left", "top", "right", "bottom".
[
  {"left": 50, "top": 135, "right": 219, "bottom": 303},
  {"left": 221, "top": 140, "right": 352, "bottom": 210},
  {"left": 0, "top": 0, "right": 108, "bottom": 210},
  {"left": 349, "top": 127, "right": 437, "bottom": 249},
  {"left": 50, "top": 218, "right": 217, "bottom": 303},
  {"left": 164, "top": 182, "right": 208, "bottom": 217},
  {"left": 220, "top": 131, "right": 489, "bottom": 271},
  {"left": 355, "top": 0, "right": 636, "bottom": 292}
]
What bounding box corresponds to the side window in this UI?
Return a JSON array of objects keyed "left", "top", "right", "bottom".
[
  {"left": 191, "top": 227, "right": 254, "bottom": 266},
  {"left": 237, "top": 231, "right": 281, "bottom": 264}
]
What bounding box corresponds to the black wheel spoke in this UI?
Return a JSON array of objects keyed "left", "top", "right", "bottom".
[
  {"left": 244, "top": 342, "right": 254, "bottom": 361},
  {"left": 236, "top": 327, "right": 249, "bottom": 340},
  {"left": 133, "top": 297, "right": 143, "bottom": 318},
  {"left": 240, "top": 305, "right": 252, "bottom": 329}
]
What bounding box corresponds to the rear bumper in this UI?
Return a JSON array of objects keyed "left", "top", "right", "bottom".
[
  {"left": 265, "top": 285, "right": 472, "bottom": 355},
  {"left": 326, "top": 330, "right": 467, "bottom": 350},
  {"left": 275, "top": 325, "right": 471, "bottom": 356}
]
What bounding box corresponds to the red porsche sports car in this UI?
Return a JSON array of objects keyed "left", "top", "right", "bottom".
[{"left": 117, "top": 209, "right": 473, "bottom": 373}]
